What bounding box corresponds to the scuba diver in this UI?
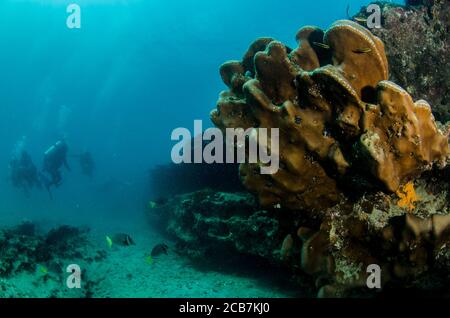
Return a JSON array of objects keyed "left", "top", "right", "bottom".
[
  {"left": 73, "top": 151, "right": 95, "bottom": 178},
  {"left": 40, "top": 139, "right": 71, "bottom": 198},
  {"left": 9, "top": 150, "right": 41, "bottom": 197}
]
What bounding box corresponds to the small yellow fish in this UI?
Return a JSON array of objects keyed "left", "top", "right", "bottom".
[
  {"left": 148, "top": 201, "right": 157, "bottom": 209},
  {"left": 354, "top": 17, "right": 368, "bottom": 23},
  {"left": 353, "top": 48, "right": 372, "bottom": 54},
  {"left": 106, "top": 235, "right": 113, "bottom": 249},
  {"left": 312, "top": 42, "right": 330, "bottom": 50},
  {"left": 145, "top": 255, "right": 154, "bottom": 265},
  {"left": 37, "top": 265, "right": 48, "bottom": 275}
]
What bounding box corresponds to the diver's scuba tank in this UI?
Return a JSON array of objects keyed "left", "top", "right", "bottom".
[
  {"left": 44, "top": 145, "right": 56, "bottom": 156},
  {"left": 44, "top": 140, "right": 65, "bottom": 156}
]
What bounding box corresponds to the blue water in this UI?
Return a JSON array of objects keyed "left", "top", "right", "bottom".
[{"left": 0, "top": 0, "right": 402, "bottom": 226}]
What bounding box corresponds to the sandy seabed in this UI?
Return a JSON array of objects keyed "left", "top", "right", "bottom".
[{"left": 0, "top": 225, "right": 301, "bottom": 298}]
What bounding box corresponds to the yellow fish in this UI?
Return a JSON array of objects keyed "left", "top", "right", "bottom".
[
  {"left": 312, "top": 42, "right": 330, "bottom": 50},
  {"left": 354, "top": 17, "right": 368, "bottom": 23},
  {"left": 148, "top": 201, "right": 157, "bottom": 209},
  {"left": 37, "top": 265, "right": 48, "bottom": 275},
  {"left": 106, "top": 235, "right": 113, "bottom": 249},
  {"left": 353, "top": 48, "right": 372, "bottom": 54},
  {"left": 145, "top": 255, "right": 154, "bottom": 265}
]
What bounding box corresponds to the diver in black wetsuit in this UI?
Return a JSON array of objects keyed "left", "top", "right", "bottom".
[
  {"left": 9, "top": 151, "right": 41, "bottom": 196},
  {"left": 41, "top": 139, "right": 71, "bottom": 195}
]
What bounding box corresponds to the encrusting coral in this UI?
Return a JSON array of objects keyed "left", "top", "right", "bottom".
[
  {"left": 211, "top": 19, "right": 448, "bottom": 212},
  {"left": 357, "top": 0, "right": 450, "bottom": 122},
  {"left": 0, "top": 222, "right": 105, "bottom": 279},
  {"left": 296, "top": 184, "right": 450, "bottom": 297}
]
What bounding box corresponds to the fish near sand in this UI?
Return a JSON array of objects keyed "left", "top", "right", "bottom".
[
  {"left": 108, "top": 233, "right": 136, "bottom": 247},
  {"left": 106, "top": 236, "right": 113, "bottom": 248},
  {"left": 145, "top": 255, "right": 154, "bottom": 265},
  {"left": 151, "top": 243, "right": 168, "bottom": 258},
  {"left": 36, "top": 264, "right": 49, "bottom": 275}
]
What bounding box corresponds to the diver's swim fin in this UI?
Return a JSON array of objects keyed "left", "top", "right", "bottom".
[
  {"left": 39, "top": 173, "right": 53, "bottom": 200},
  {"left": 43, "top": 181, "right": 53, "bottom": 200},
  {"left": 46, "top": 185, "right": 53, "bottom": 200}
]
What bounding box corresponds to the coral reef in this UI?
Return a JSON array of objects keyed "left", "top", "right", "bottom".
[
  {"left": 296, "top": 173, "right": 450, "bottom": 297},
  {"left": 153, "top": 177, "right": 450, "bottom": 297},
  {"left": 0, "top": 222, "right": 105, "bottom": 278},
  {"left": 146, "top": 3, "right": 450, "bottom": 298},
  {"left": 183, "top": 15, "right": 450, "bottom": 297},
  {"left": 211, "top": 19, "right": 448, "bottom": 212},
  {"left": 406, "top": 0, "right": 436, "bottom": 6},
  {"left": 355, "top": 0, "right": 450, "bottom": 121},
  {"left": 0, "top": 222, "right": 108, "bottom": 298},
  {"left": 152, "top": 190, "right": 281, "bottom": 262}
]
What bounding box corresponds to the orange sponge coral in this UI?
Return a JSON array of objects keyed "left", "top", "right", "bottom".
[{"left": 396, "top": 181, "right": 419, "bottom": 211}]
